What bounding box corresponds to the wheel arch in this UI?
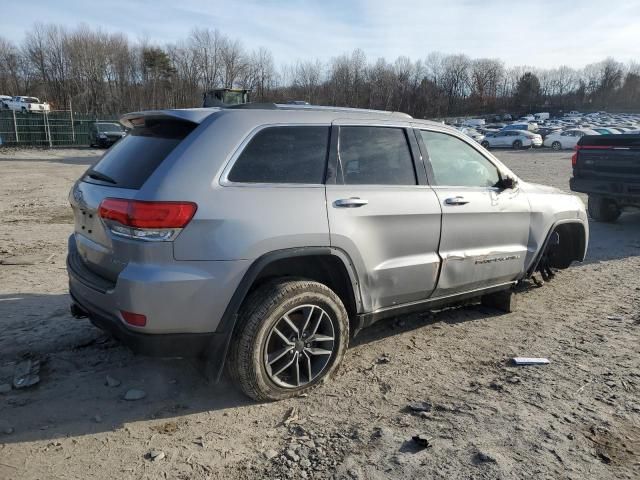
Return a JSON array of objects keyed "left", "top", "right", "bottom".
[
  {"left": 526, "top": 219, "right": 587, "bottom": 276},
  {"left": 205, "top": 247, "right": 362, "bottom": 381}
]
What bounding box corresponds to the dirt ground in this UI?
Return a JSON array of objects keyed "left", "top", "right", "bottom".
[{"left": 0, "top": 147, "right": 638, "bottom": 480}]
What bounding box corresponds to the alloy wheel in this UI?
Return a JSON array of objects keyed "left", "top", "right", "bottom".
[{"left": 263, "top": 304, "right": 336, "bottom": 388}]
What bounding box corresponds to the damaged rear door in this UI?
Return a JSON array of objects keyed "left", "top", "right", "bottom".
[{"left": 416, "top": 128, "right": 530, "bottom": 297}]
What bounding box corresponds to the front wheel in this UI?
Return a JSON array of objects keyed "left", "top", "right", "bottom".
[
  {"left": 512, "top": 140, "right": 522, "bottom": 149},
  {"left": 227, "top": 279, "right": 349, "bottom": 401},
  {"left": 481, "top": 140, "right": 490, "bottom": 149},
  {"left": 551, "top": 141, "right": 562, "bottom": 150}
]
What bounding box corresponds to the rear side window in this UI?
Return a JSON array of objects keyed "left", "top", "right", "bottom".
[
  {"left": 338, "top": 127, "right": 416, "bottom": 185},
  {"left": 86, "top": 119, "right": 195, "bottom": 189},
  {"left": 228, "top": 126, "right": 329, "bottom": 184}
]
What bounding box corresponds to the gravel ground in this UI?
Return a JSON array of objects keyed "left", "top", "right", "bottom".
[{"left": 0, "top": 147, "right": 638, "bottom": 479}]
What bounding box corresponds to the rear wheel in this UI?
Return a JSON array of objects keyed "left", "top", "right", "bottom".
[
  {"left": 551, "top": 141, "right": 562, "bottom": 150},
  {"left": 587, "top": 196, "right": 621, "bottom": 223},
  {"left": 512, "top": 140, "right": 522, "bottom": 149},
  {"left": 481, "top": 140, "right": 490, "bottom": 149},
  {"left": 227, "top": 279, "right": 349, "bottom": 401}
]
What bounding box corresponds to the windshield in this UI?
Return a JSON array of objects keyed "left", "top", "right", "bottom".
[
  {"left": 223, "top": 91, "right": 246, "bottom": 105},
  {"left": 96, "top": 123, "right": 123, "bottom": 133}
]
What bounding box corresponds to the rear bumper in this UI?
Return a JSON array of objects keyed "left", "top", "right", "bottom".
[
  {"left": 66, "top": 235, "right": 247, "bottom": 355},
  {"left": 570, "top": 177, "right": 640, "bottom": 205},
  {"left": 69, "top": 295, "right": 218, "bottom": 357}
]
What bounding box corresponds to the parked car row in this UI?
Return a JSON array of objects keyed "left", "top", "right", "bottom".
[
  {"left": 0, "top": 95, "right": 50, "bottom": 113},
  {"left": 455, "top": 111, "right": 640, "bottom": 150}
]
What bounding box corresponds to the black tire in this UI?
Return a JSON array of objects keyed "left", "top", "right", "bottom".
[
  {"left": 481, "top": 140, "right": 490, "bottom": 149},
  {"left": 481, "top": 289, "right": 516, "bottom": 313},
  {"left": 551, "top": 141, "right": 562, "bottom": 150},
  {"left": 227, "top": 279, "right": 349, "bottom": 401},
  {"left": 512, "top": 140, "right": 522, "bottom": 149},
  {"left": 587, "top": 196, "right": 621, "bottom": 223}
]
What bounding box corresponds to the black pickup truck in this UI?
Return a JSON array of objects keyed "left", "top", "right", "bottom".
[{"left": 570, "top": 134, "right": 640, "bottom": 222}]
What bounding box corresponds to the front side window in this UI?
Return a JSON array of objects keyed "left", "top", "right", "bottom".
[
  {"left": 420, "top": 130, "right": 501, "bottom": 188},
  {"left": 228, "top": 126, "right": 329, "bottom": 184},
  {"left": 338, "top": 126, "right": 416, "bottom": 185}
]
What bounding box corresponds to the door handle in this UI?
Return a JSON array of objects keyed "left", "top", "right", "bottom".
[
  {"left": 334, "top": 197, "right": 369, "bottom": 208},
  {"left": 444, "top": 196, "right": 469, "bottom": 206}
]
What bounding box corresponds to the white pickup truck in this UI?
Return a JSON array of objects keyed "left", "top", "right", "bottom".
[{"left": 4, "top": 96, "right": 51, "bottom": 113}]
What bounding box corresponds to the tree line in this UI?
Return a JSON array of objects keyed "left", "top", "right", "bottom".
[{"left": 1, "top": 23, "right": 639, "bottom": 118}]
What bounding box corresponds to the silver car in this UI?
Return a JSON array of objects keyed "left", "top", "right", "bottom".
[
  {"left": 481, "top": 130, "right": 543, "bottom": 149},
  {"left": 68, "top": 105, "right": 588, "bottom": 400}
]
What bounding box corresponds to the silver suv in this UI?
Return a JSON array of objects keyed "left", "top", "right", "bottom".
[{"left": 67, "top": 105, "right": 588, "bottom": 400}]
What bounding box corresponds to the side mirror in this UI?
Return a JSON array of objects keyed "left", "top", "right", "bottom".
[{"left": 499, "top": 176, "right": 517, "bottom": 190}]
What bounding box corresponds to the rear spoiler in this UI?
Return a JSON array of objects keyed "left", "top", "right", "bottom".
[
  {"left": 120, "top": 108, "right": 221, "bottom": 129},
  {"left": 577, "top": 134, "right": 640, "bottom": 148}
]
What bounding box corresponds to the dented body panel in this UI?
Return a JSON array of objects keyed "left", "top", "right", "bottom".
[
  {"left": 430, "top": 185, "right": 530, "bottom": 297},
  {"left": 326, "top": 184, "right": 442, "bottom": 312}
]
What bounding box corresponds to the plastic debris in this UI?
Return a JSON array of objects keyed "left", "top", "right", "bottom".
[
  {"left": 123, "top": 389, "right": 146, "bottom": 401},
  {"left": 407, "top": 401, "right": 433, "bottom": 413},
  {"left": 13, "top": 359, "right": 41, "bottom": 389},
  {"left": 512, "top": 357, "right": 550, "bottom": 366}
]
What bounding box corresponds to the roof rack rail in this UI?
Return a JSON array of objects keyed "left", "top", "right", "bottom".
[{"left": 221, "top": 102, "right": 413, "bottom": 119}]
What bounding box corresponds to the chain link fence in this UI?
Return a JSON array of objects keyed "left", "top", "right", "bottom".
[{"left": 0, "top": 110, "right": 119, "bottom": 147}]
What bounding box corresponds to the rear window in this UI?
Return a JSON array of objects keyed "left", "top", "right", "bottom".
[
  {"left": 228, "top": 126, "right": 329, "bottom": 184},
  {"left": 85, "top": 119, "right": 195, "bottom": 189}
]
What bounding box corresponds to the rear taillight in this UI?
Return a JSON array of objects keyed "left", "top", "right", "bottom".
[
  {"left": 571, "top": 145, "right": 582, "bottom": 167},
  {"left": 120, "top": 310, "right": 147, "bottom": 327},
  {"left": 99, "top": 198, "right": 197, "bottom": 241}
]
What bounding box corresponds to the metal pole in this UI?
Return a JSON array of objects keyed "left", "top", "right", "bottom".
[
  {"left": 45, "top": 111, "right": 52, "bottom": 148},
  {"left": 12, "top": 109, "right": 18, "bottom": 145},
  {"left": 70, "top": 99, "right": 76, "bottom": 143}
]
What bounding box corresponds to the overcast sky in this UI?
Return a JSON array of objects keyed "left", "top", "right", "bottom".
[{"left": 3, "top": 0, "right": 639, "bottom": 68}]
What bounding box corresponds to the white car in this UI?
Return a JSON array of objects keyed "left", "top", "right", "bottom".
[
  {"left": 4, "top": 96, "right": 51, "bottom": 113},
  {"left": 0, "top": 95, "right": 11, "bottom": 108},
  {"left": 461, "top": 118, "right": 486, "bottom": 127},
  {"left": 456, "top": 127, "right": 485, "bottom": 143},
  {"left": 480, "top": 130, "right": 542, "bottom": 149},
  {"left": 543, "top": 129, "right": 600, "bottom": 150}
]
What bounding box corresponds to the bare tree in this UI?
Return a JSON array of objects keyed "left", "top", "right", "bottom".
[
  {"left": 220, "top": 38, "right": 246, "bottom": 88},
  {"left": 5, "top": 22, "right": 640, "bottom": 117},
  {"left": 189, "top": 28, "right": 223, "bottom": 91}
]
